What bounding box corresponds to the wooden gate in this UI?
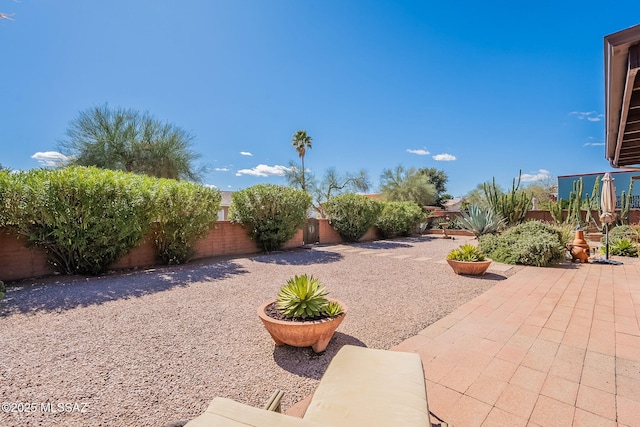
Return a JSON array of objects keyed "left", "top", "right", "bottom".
[{"left": 303, "top": 218, "right": 319, "bottom": 245}]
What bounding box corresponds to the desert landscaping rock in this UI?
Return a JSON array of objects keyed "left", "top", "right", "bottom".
[{"left": 0, "top": 235, "right": 520, "bottom": 426}]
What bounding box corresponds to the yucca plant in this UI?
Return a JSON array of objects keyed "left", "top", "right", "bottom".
[
  {"left": 276, "top": 274, "right": 343, "bottom": 319},
  {"left": 446, "top": 244, "right": 486, "bottom": 262},
  {"left": 458, "top": 204, "right": 506, "bottom": 238}
]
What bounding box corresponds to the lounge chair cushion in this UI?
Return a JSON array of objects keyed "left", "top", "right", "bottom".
[
  {"left": 303, "top": 345, "right": 431, "bottom": 427},
  {"left": 185, "top": 397, "right": 324, "bottom": 427}
]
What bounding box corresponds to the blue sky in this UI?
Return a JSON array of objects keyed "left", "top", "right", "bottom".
[{"left": 2, "top": 1, "right": 639, "bottom": 197}]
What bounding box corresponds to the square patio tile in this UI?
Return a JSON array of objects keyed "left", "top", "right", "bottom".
[
  {"left": 540, "top": 374, "right": 579, "bottom": 405},
  {"left": 465, "top": 374, "right": 508, "bottom": 406},
  {"left": 529, "top": 395, "right": 575, "bottom": 427},
  {"left": 576, "top": 384, "right": 616, "bottom": 420},
  {"left": 481, "top": 407, "right": 528, "bottom": 427},
  {"left": 495, "top": 384, "right": 538, "bottom": 419},
  {"left": 617, "top": 395, "right": 640, "bottom": 427},
  {"left": 483, "top": 357, "right": 519, "bottom": 382},
  {"left": 616, "top": 357, "right": 640, "bottom": 380},
  {"left": 445, "top": 395, "right": 492, "bottom": 427},
  {"left": 509, "top": 365, "right": 547, "bottom": 393},
  {"left": 572, "top": 408, "right": 617, "bottom": 427}
]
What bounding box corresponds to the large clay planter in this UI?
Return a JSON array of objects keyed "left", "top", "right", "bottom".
[
  {"left": 257, "top": 300, "right": 347, "bottom": 353},
  {"left": 446, "top": 259, "right": 492, "bottom": 276}
]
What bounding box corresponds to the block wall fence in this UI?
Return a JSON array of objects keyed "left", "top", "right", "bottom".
[
  {"left": 0, "top": 219, "right": 382, "bottom": 282},
  {"left": 3, "top": 210, "right": 638, "bottom": 283}
]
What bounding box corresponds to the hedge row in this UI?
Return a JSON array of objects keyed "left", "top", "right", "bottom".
[{"left": 0, "top": 167, "right": 221, "bottom": 274}]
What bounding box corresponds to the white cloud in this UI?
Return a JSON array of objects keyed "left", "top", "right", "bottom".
[
  {"left": 432, "top": 153, "right": 456, "bottom": 161},
  {"left": 406, "top": 149, "right": 430, "bottom": 156},
  {"left": 240, "top": 151, "right": 253, "bottom": 156},
  {"left": 570, "top": 111, "right": 604, "bottom": 122},
  {"left": 31, "top": 151, "right": 71, "bottom": 167},
  {"left": 203, "top": 183, "right": 218, "bottom": 189},
  {"left": 235, "top": 164, "right": 289, "bottom": 177},
  {"left": 214, "top": 167, "right": 230, "bottom": 172},
  {"left": 520, "top": 169, "right": 551, "bottom": 182},
  {"left": 583, "top": 142, "right": 605, "bottom": 147}
]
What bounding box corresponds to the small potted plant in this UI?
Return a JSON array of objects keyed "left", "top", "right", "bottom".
[
  {"left": 257, "top": 274, "right": 347, "bottom": 353},
  {"left": 446, "top": 244, "right": 492, "bottom": 275}
]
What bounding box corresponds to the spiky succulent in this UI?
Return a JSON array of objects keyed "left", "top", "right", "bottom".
[
  {"left": 447, "top": 244, "right": 486, "bottom": 262},
  {"left": 323, "top": 301, "right": 344, "bottom": 317},
  {"left": 277, "top": 274, "right": 329, "bottom": 319},
  {"left": 458, "top": 204, "right": 506, "bottom": 238}
]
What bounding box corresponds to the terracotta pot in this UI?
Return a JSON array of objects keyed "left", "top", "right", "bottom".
[
  {"left": 446, "top": 258, "right": 492, "bottom": 276},
  {"left": 257, "top": 300, "right": 347, "bottom": 353},
  {"left": 572, "top": 230, "right": 590, "bottom": 254}
]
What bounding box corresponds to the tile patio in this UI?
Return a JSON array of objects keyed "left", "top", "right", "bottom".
[{"left": 289, "top": 259, "right": 640, "bottom": 426}]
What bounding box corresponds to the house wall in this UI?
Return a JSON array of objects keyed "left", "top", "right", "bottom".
[{"left": 557, "top": 171, "right": 640, "bottom": 206}]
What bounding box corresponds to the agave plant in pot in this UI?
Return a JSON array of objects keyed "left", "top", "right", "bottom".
[
  {"left": 446, "top": 243, "right": 492, "bottom": 275},
  {"left": 257, "top": 274, "right": 347, "bottom": 353}
]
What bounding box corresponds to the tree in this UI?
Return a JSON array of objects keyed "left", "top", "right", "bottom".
[
  {"left": 285, "top": 164, "right": 370, "bottom": 217},
  {"left": 291, "top": 130, "right": 312, "bottom": 191},
  {"left": 380, "top": 165, "right": 437, "bottom": 207},
  {"left": 417, "top": 168, "right": 449, "bottom": 206},
  {"left": 59, "top": 104, "right": 203, "bottom": 181}
]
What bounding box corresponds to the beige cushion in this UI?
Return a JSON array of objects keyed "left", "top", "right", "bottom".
[
  {"left": 303, "top": 345, "right": 430, "bottom": 427},
  {"left": 185, "top": 397, "right": 324, "bottom": 427}
]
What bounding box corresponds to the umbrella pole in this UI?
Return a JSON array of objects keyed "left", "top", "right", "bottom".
[{"left": 605, "top": 223, "right": 610, "bottom": 260}]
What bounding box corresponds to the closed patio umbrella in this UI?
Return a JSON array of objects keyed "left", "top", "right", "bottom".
[{"left": 596, "top": 173, "right": 622, "bottom": 264}]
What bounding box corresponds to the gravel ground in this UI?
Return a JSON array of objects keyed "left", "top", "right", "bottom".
[{"left": 0, "top": 235, "right": 521, "bottom": 427}]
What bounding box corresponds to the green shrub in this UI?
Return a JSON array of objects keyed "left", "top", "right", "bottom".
[
  {"left": 479, "top": 220, "right": 564, "bottom": 267},
  {"left": 152, "top": 180, "right": 221, "bottom": 264},
  {"left": 376, "top": 201, "right": 426, "bottom": 238},
  {"left": 602, "top": 239, "right": 638, "bottom": 257},
  {"left": 229, "top": 184, "right": 311, "bottom": 252},
  {"left": 601, "top": 225, "right": 638, "bottom": 245},
  {"left": 0, "top": 280, "right": 5, "bottom": 300},
  {"left": 5, "top": 167, "right": 154, "bottom": 275},
  {"left": 447, "top": 244, "right": 486, "bottom": 262},
  {"left": 324, "top": 193, "right": 383, "bottom": 242}
]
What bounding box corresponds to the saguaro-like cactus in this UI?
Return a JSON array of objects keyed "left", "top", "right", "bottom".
[{"left": 483, "top": 171, "right": 531, "bottom": 226}]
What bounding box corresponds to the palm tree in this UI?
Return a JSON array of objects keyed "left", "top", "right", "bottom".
[{"left": 291, "top": 130, "right": 312, "bottom": 191}]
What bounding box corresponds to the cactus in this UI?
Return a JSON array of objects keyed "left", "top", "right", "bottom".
[
  {"left": 585, "top": 176, "right": 604, "bottom": 232},
  {"left": 565, "top": 178, "right": 584, "bottom": 227},
  {"left": 549, "top": 199, "right": 565, "bottom": 224},
  {"left": 618, "top": 179, "right": 634, "bottom": 225},
  {"left": 483, "top": 171, "right": 531, "bottom": 226}
]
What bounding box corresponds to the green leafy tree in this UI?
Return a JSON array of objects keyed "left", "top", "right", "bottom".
[
  {"left": 291, "top": 130, "right": 313, "bottom": 192},
  {"left": 229, "top": 184, "right": 311, "bottom": 252},
  {"left": 59, "top": 104, "right": 203, "bottom": 181},
  {"left": 417, "top": 168, "right": 449, "bottom": 206},
  {"left": 380, "top": 165, "right": 437, "bottom": 207}
]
